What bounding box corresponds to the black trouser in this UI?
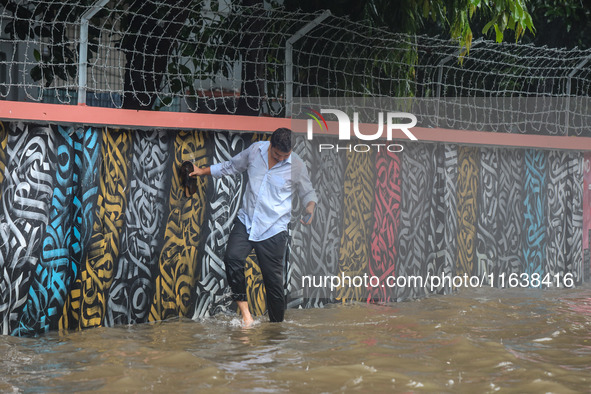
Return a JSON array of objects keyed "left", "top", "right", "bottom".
[{"left": 224, "top": 219, "right": 288, "bottom": 322}]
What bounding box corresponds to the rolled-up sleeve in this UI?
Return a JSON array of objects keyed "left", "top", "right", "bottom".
[{"left": 210, "top": 142, "right": 255, "bottom": 178}]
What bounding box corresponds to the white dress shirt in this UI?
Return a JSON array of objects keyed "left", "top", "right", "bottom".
[{"left": 210, "top": 141, "right": 317, "bottom": 241}]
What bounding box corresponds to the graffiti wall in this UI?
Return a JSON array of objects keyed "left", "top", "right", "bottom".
[{"left": 0, "top": 121, "right": 588, "bottom": 336}]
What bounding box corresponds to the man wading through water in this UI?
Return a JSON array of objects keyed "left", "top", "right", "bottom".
[{"left": 190, "top": 128, "right": 317, "bottom": 326}]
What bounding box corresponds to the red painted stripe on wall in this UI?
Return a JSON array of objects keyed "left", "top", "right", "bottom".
[{"left": 1, "top": 101, "right": 590, "bottom": 150}]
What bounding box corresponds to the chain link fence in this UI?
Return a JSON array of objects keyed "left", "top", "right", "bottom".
[{"left": 1, "top": 1, "right": 591, "bottom": 134}]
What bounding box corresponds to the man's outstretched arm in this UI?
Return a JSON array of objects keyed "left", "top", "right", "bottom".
[{"left": 190, "top": 142, "right": 256, "bottom": 178}]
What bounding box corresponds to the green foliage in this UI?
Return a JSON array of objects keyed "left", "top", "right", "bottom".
[
  {"left": 375, "top": 0, "right": 534, "bottom": 53},
  {"left": 286, "top": 0, "right": 535, "bottom": 52},
  {"left": 475, "top": 0, "right": 534, "bottom": 43}
]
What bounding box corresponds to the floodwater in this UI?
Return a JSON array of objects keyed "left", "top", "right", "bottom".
[{"left": 2, "top": 286, "right": 591, "bottom": 393}]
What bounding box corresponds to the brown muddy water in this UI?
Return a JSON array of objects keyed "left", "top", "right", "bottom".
[{"left": 1, "top": 286, "right": 591, "bottom": 393}]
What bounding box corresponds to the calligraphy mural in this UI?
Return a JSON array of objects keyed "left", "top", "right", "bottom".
[
  {"left": 368, "top": 149, "right": 400, "bottom": 303},
  {"left": 568, "top": 153, "right": 583, "bottom": 285},
  {"left": 396, "top": 143, "right": 434, "bottom": 302},
  {"left": 476, "top": 148, "right": 499, "bottom": 284},
  {"left": 583, "top": 152, "right": 591, "bottom": 283},
  {"left": 1, "top": 124, "right": 55, "bottom": 335},
  {"left": 0, "top": 120, "right": 588, "bottom": 336},
  {"left": 149, "top": 131, "right": 208, "bottom": 322},
  {"left": 297, "top": 136, "right": 345, "bottom": 308},
  {"left": 498, "top": 149, "right": 524, "bottom": 276},
  {"left": 456, "top": 147, "right": 480, "bottom": 278},
  {"left": 106, "top": 130, "right": 171, "bottom": 326},
  {"left": 79, "top": 129, "right": 131, "bottom": 329},
  {"left": 336, "top": 146, "right": 375, "bottom": 302},
  {"left": 523, "top": 149, "right": 547, "bottom": 286},
  {"left": 546, "top": 151, "right": 568, "bottom": 282},
  {"left": 287, "top": 134, "right": 315, "bottom": 308},
  {"left": 425, "top": 145, "right": 449, "bottom": 295},
  {"left": 441, "top": 145, "right": 458, "bottom": 295},
  {"left": 59, "top": 128, "right": 102, "bottom": 331},
  {"left": 17, "top": 126, "right": 78, "bottom": 335},
  {"left": 192, "top": 131, "right": 248, "bottom": 319}
]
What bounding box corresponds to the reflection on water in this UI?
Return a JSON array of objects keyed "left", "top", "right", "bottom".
[{"left": 1, "top": 286, "right": 591, "bottom": 392}]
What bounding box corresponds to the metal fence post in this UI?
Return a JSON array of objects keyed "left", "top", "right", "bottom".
[
  {"left": 565, "top": 54, "right": 591, "bottom": 136},
  {"left": 78, "top": 0, "right": 109, "bottom": 105},
  {"left": 285, "top": 10, "right": 331, "bottom": 117}
]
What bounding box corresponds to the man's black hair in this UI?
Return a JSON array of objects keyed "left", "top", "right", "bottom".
[{"left": 270, "top": 128, "right": 292, "bottom": 153}]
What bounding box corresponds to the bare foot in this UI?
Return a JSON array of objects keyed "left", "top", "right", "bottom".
[
  {"left": 242, "top": 316, "right": 254, "bottom": 328},
  {"left": 237, "top": 301, "right": 254, "bottom": 328}
]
